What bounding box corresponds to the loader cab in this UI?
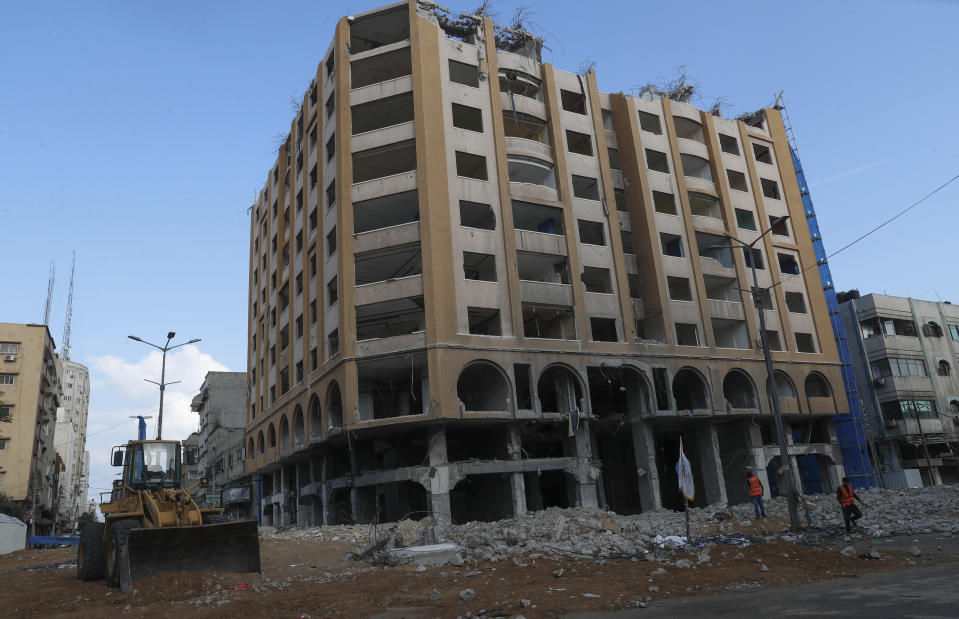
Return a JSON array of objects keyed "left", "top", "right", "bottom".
[{"left": 118, "top": 441, "right": 182, "bottom": 489}]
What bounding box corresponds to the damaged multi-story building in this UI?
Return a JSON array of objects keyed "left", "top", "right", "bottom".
[
  {"left": 839, "top": 292, "right": 959, "bottom": 486},
  {"left": 245, "top": 0, "right": 851, "bottom": 526}
]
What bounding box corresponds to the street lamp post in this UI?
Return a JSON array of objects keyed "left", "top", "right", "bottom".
[
  {"left": 128, "top": 332, "right": 200, "bottom": 440},
  {"left": 717, "top": 216, "right": 801, "bottom": 531}
]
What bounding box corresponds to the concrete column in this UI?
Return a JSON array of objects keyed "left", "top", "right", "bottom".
[
  {"left": 630, "top": 420, "right": 662, "bottom": 510},
  {"left": 573, "top": 424, "right": 599, "bottom": 508},
  {"left": 507, "top": 425, "right": 527, "bottom": 517},
  {"left": 745, "top": 423, "right": 771, "bottom": 499},
  {"left": 696, "top": 422, "right": 728, "bottom": 506},
  {"left": 428, "top": 426, "right": 452, "bottom": 519},
  {"left": 349, "top": 446, "right": 361, "bottom": 523},
  {"left": 278, "top": 470, "right": 287, "bottom": 526}
]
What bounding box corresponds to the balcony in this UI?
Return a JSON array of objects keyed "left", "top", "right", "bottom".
[
  {"left": 354, "top": 221, "right": 421, "bottom": 253},
  {"left": 708, "top": 299, "right": 744, "bottom": 321},
  {"left": 520, "top": 280, "right": 574, "bottom": 306},
  {"left": 354, "top": 274, "right": 424, "bottom": 306},
  {"left": 807, "top": 396, "right": 837, "bottom": 415},
  {"left": 863, "top": 333, "right": 922, "bottom": 356},
  {"left": 514, "top": 228, "right": 567, "bottom": 255}
]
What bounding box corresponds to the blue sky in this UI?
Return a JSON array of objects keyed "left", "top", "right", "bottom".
[{"left": 2, "top": 1, "right": 957, "bottom": 503}]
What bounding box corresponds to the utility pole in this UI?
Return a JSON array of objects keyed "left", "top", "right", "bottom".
[
  {"left": 128, "top": 332, "right": 201, "bottom": 439},
  {"left": 713, "top": 215, "right": 801, "bottom": 531}
]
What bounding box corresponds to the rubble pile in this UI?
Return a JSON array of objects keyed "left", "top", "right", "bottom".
[
  {"left": 261, "top": 486, "right": 959, "bottom": 564},
  {"left": 765, "top": 484, "right": 959, "bottom": 537}
]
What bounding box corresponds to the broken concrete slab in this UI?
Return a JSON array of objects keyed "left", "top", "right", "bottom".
[{"left": 391, "top": 543, "right": 465, "bottom": 567}]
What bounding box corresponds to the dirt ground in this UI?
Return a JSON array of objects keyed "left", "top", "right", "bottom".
[{"left": 1, "top": 518, "right": 955, "bottom": 618}]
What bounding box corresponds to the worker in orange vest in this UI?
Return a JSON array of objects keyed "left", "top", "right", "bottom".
[
  {"left": 745, "top": 470, "right": 766, "bottom": 519},
  {"left": 836, "top": 476, "right": 863, "bottom": 533}
]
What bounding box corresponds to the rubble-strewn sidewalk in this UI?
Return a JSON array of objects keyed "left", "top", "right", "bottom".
[{"left": 262, "top": 485, "right": 959, "bottom": 565}]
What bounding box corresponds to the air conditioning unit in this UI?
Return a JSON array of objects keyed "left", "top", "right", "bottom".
[
  {"left": 3, "top": 355, "right": 15, "bottom": 362},
  {"left": 873, "top": 377, "right": 887, "bottom": 388}
]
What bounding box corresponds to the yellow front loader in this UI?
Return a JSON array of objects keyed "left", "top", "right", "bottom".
[{"left": 76, "top": 440, "right": 260, "bottom": 593}]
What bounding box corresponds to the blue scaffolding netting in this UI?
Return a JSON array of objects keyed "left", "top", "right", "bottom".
[{"left": 788, "top": 137, "right": 876, "bottom": 489}]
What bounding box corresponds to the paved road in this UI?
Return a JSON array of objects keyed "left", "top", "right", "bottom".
[{"left": 569, "top": 563, "right": 959, "bottom": 618}]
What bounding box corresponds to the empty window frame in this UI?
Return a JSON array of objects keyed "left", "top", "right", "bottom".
[
  {"left": 351, "top": 47, "right": 412, "bottom": 89},
  {"left": 354, "top": 243, "right": 422, "bottom": 285},
  {"left": 513, "top": 201, "right": 564, "bottom": 235},
  {"left": 565, "top": 130, "right": 593, "bottom": 156},
  {"left": 577, "top": 219, "right": 605, "bottom": 245},
  {"left": 727, "top": 169, "right": 748, "bottom": 192},
  {"left": 653, "top": 191, "right": 677, "bottom": 215},
  {"left": 795, "top": 332, "right": 816, "bottom": 353},
  {"left": 768, "top": 216, "right": 790, "bottom": 237},
  {"left": 675, "top": 323, "right": 699, "bottom": 346},
  {"left": 353, "top": 190, "right": 419, "bottom": 233},
  {"left": 582, "top": 266, "right": 612, "bottom": 293},
  {"left": 571, "top": 175, "right": 600, "bottom": 200},
  {"left": 646, "top": 149, "right": 669, "bottom": 173},
  {"left": 785, "top": 291, "right": 807, "bottom": 313},
  {"left": 660, "top": 232, "right": 684, "bottom": 257},
  {"left": 560, "top": 89, "right": 587, "bottom": 114},
  {"left": 326, "top": 92, "right": 335, "bottom": 118},
  {"left": 327, "top": 276, "right": 338, "bottom": 305},
  {"left": 327, "top": 228, "right": 337, "bottom": 255},
  {"left": 467, "top": 307, "right": 502, "bottom": 335},
  {"left": 760, "top": 178, "right": 781, "bottom": 199},
  {"left": 621, "top": 230, "right": 634, "bottom": 254},
  {"left": 352, "top": 139, "right": 417, "bottom": 183},
  {"left": 522, "top": 304, "right": 577, "bottom": 339},
  {"left": 753, "top": 143, "right": 773, "bottom": 164},
  {"left": 507, "top": 155, "right": 556, "bottom": 188},
  {"left": 448, "top": 59, "right": 479, "bottom": 87},
  {"left": 516, "top": 251, "right": 570, "bottom": 283},
  {"left": 502, "top": 111, "right": 549, "bottom": 143},
  {"left": 463, "top": 252, "right": 497, "bottom": 281},
  {"left": 326, "top": 135, "right": 336, "bottom": 162},
  {"left": 351, "top": 92, "right": 414, "bottom": 134},
  {"left": 667, "top": 276, "right": 693, "bottom": 301},
  {"left": 590, "top": 317, "right": 619, "bottom": 342},
  {"left": 348, "top": 6, "right": 409, "bottom": 52},
  {"left": 328, "top": 330, "right": 339, "bottom": 357},
  {"left": 681, "top": 154, "right": 712, "bottom": 181},
  {"left": 452, "top": 103, "right": 483, "bottom": 132},
  {"left": 687, "top": 192, "right": 723, "bottom": 219},
  {"left": 460, "top": 200, "right": 496, "bottom": 229},
  {"left": 498, "top": 69, "right": 543, "bottom": 102},
  {"left": 735, "top": 208, "right": 756, "bottom": 230},
  {"left": 638, "top": 111, "right": 662, "bottom": 134},
  {"left": 719, "top": 133, "right": 740, "bottom": 155},
  {"left": 455, "top": 151, "right": 488, "bottom": 180},
  {"left": 743, "top": 248, "right": 765, "bottom": 270},
  {"left": 673, "top": 116, "right": 704, "bottom": 143},
  {"left": 766, "top": 330, "right": 783, "bottom": 351},
  {"left": 607, "top": 147, "right": 621, "bottom": 170},
  {"left": 613, "top": 188, "right": 627, "bottom": 212},
  {"left": 515, "top": 363, "right": 533, "bottom": 408},
  {"left": 777, "top": 253, "right": 799, "bottom": 275}
]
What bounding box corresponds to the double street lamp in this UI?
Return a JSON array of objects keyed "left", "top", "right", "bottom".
[
  {"left": 128, "top": 331, "right": 200, "bottom": 440},
  {"left": 713, "top": 215, "right": 800, "bottom": 531}
]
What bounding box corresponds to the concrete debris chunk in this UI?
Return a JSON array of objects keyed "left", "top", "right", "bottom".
[
  {"left": 459, "top": 588, "right": 476, "bottom": 601},
  {"left": 759, "top": 564, "right": 769, "bottom": 572},
  {"left": 909, "top": 546, "right": 922, "bottom": 557},
  {"left": 674, "top": 559, "right": 692, "bottom": 569},
  {"left": 430, "top": 588, "right": 441, "bottom": 601},
  {"left": 841, "top": 546, "right": 857, "bottom": 557}
]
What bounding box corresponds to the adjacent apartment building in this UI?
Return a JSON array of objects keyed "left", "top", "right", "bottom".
[
  {"left": 0, "top": 323, "right": 63, "bottom": 534},
  {"left": 245, "top": 1, "right": 850, "bottom": 526},
  {"left": 54, "top": 360, "right": 91, "bottom": 532},
  {"left": 190, "top": 371, "right": 250, "bottom": 513},
  {"left": 839, "top": 292, "right": 959, "bottom": 485}
]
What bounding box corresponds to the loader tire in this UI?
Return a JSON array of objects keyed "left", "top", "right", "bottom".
[
  {"left": 203, "top": 514, "right": 230, "bottom": 525},
  {"left": 105, "top": 519, "right": 140, "bottom": 588},
  {"left": 77, "top": 521, "right": 106, "bottom": 581}
]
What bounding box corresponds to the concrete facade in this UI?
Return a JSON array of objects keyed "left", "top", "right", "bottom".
[
  {"left": 190, "top": 371, "right": 250, "bottom": 511},
  {"left": 0, "top": 323, "right": 63, "bottom": 534},
  {"left": 244, "top": 1, "right": 848, "bottom": 526},
  {"left": 839, "top": 292, "right": 959, "bottom": 485},
  {"left": 54, "top": 360, "right": 90, "bottom": 532}
]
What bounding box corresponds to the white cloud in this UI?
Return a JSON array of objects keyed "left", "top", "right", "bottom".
[
  {"left": 810, "top": 161, "right": 882, "bottom": 187},
  {"left": 82, "top": 345, "right": 230, "bottom": 508}
]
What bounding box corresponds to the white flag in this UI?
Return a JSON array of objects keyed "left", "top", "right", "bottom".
[{"left": 677, "top": 437, "right": 695, "bottom": 501}]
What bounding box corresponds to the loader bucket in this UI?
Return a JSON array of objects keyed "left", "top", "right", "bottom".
[{"left": 120, "top": 520, "right": 261, "bottom": 592}]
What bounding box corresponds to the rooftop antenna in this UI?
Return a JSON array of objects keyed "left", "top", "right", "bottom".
[
  {"left": 61, "top": 252, "right": 76, "bottom": 361},
  {"left": 42, "top": 260, "right": 56, "bottom": 326}
]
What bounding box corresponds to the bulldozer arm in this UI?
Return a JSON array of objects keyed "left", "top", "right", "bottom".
[{"left": 119, "top": 520, "right": 261, "bottom": 593}]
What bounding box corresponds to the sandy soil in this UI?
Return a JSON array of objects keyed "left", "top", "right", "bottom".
[{"left": 1, "top": 521, "right": 953, "bottom": 618}]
